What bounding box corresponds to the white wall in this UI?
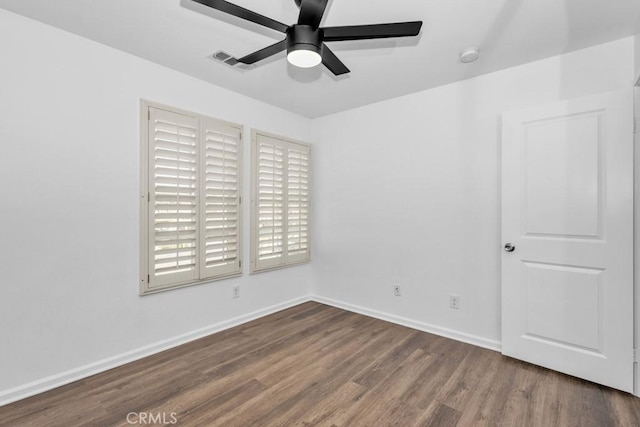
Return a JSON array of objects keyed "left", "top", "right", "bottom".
[
  {"left": 1, "top": 4, "right": 638, "bottom": 405},
  {"left": 311, "top": 37, "right": 636, "bottom": 348},
  {"left": 0, "top": 9, "right": 312, "bottom": 402}
]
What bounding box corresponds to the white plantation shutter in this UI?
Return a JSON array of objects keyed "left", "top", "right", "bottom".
[
  {"left": 286, "top": 143, "right": 310, "bottom": 262},
  {"left": 251, "top": 132, "right": 311, "bottom": 272},
  {"left": 200, "top": 119, "right": 242, "bottom": 278},
  {"left": 142, "top": 104, "right": 242, "bottom": 294},
  {"left": 255, "top": 135, "right": 285, "bottom": 270},
  {"left": 148, "top": 108, "right": 199, "bottom": 287}
]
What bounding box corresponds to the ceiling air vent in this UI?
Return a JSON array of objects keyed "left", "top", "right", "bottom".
[
  {"left": 209, "top": 51, "right": 252, "bottom": 70},
  {"left": 213, "top": 50, "right": 231, "bottom": 61}
]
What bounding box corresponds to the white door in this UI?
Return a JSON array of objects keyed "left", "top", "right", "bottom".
[{"left": 501, "top": 90, "right": 634, "bottom": 392}]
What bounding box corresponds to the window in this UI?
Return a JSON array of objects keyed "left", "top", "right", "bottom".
[
  {"left": 140, "top": 101, "right": 242, "bottom": 295},
  {"left": 250, "top": 130, "right": 311, "bottom": 273}
]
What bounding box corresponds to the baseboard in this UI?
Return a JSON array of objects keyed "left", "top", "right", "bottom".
[
  {"left": 310, "top": 295, "right": 502, "bottom": 352},
  {"left": 0, "top": 296, "right": 309, "bottom": 407}
]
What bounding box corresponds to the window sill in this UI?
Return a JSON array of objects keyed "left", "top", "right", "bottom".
[
  {"left": 139, "top": 271, "right": 242, "bottom": 296},
  {"left": 249, "top": 259, "right": 311, "bottom": 275}
]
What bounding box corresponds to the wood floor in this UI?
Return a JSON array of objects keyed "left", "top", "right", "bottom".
[{"left": 2, "top": 302, "right": 640, "bottom": 426}]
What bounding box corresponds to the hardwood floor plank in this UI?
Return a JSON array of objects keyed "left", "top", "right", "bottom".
[
  {"left": 328, "top": 349, "right": 435, "bottom": 427},
  {"left": 462, "top": 356, "right": 522, "bottom": 426},
  {"left": 421, "top": 403, "right": 462, "bottom": 427},
  {"left": 352, "top": 331, "right": 429, "bottom": 389},
  {"left": 399, "top": 336, "right": 474, "bottom": 410},
  {"left": 433, "top": 345, "right": 498, "bottom": 411},
  {"left": 168, "top": 379, "right": 268, "bottom": 426},
  {"left": 265, "top": 330, "right": 420, "bottom": 426},
  {"left": 254, "top": 316, "right": 376, "bottom": 388},
  {"left": 608, "top": 390, "right": 640, "bottom": 426},
  {"left": 214, "top": 320, "right": 412, "bottom": 426},
  {"left": 137, "top": 312, "right": 364, "bottom": 422},
  {"left": 498, "top": 361, "right": 545, "bottom": 427},
  {"left": 296, "top": 381, "right": 367, "bottom": 426},
  {"left": 2, "top": 302, "right": 640, "bottom": 427}
]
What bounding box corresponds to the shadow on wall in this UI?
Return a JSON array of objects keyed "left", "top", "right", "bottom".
[
  {"left": 561, "top": 0, "right": 591, "bottom": 100},
  {"left": 450, "top": 0, "right": 525, "bottom": 333},
  {"left": 450, "top": 0, "right": 613, "bottom": 337}
]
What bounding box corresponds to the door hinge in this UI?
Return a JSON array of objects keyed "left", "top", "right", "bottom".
[
  {"left": 148, "top": 110, "right": 151, "bottom": 120},
  {"left": 634, "top": 348, "right": 638, "bottom": 363},
  {"left": 239, "top": 260, "right": 242, "bottom": 268},
  {"left": 148, "top": 192, "right": 150, "bottom": 203},
  {"left": 239, "top": 196, "right": 242, "bottom": 204},
  {"left": 147, "top": 274, "right": 150, "bottom": 283}
]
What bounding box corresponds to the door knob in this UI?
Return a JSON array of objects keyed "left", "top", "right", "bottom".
[{"left": 504, "top": 243, "right": 515, "bottom": 252}]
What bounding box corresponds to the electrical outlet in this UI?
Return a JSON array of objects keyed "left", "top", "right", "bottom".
[
  {"left": 450, "top": 294, "right": 460, "bottom": 309},
  {"left": 232, "top": 285, "right": 240, "bottom": 299},
  {"left": 393, "top": 284, "right": 401, "bottom": 297}
]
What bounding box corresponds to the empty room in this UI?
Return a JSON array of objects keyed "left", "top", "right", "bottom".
[{"left": 2, "top": 0, "right": 640, "bottom": 425}]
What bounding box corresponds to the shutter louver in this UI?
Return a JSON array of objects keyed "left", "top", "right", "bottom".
[
  {"left": 148, "top": 108, "right": 199, "bottom": 287},
  {"left": 286, "top": 144, "right": 310, "bottom": 261},
  {"left": 201, "top": 119, "right": 242, "bottom": 278},
  {"left": 256, "top": 138, "right": 285, "bottom": 269}
]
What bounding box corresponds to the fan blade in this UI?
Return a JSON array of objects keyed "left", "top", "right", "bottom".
[
  {"left": 237, "top": 40, "right": 287, "bottom": 64},
  {"left": 298, "top": 0, "right": 329, "bottom": 28},
  {"left": 192, "top": 0, "right": 289, "bottom": 33},
  {"left": 322, "top": 45, "right": 350, "bottom": 76},
  {"left": 322, "top": 21, "right": 422, "bottom": 41}
]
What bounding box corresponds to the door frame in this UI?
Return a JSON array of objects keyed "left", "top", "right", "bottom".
[{"left": 634, "top": 83, "right": 640, "bottom": 397}]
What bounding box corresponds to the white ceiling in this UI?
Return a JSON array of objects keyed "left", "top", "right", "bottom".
[{"left": 1, "top": 0, "right": 639, "bottom": 117}]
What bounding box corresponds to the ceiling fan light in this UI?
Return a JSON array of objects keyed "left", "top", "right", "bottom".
[
  {"left": 286, "top": 25, "right": 322, "bottom": 68},
  {"left": 287, "top": 48, "right": 322, "bottom": 68}
]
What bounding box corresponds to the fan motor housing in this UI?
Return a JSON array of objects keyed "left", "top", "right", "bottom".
[{"left": 286, "top": 25, "right": 323, "bottom": 56}]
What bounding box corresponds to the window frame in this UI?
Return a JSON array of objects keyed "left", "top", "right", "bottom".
[
  {"left": 140, "top": 100, "right": 244, "bottom": 295},
  {"left": 250, "top": 129, "right": 312, "bottom": 274}
]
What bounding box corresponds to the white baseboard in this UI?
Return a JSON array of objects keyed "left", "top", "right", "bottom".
[
  {"left": 0, "top": 296, "right": 309, "bottom": 407},
  {"left": 310, "top": 295, "right": 502, "bottom": 352}
]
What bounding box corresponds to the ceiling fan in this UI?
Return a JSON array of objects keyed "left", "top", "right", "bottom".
[{"left": 192, "top": 0, "right": 423, "bottom": 75}]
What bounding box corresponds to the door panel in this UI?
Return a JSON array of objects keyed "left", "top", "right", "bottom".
[
  {"left": 501, "top": 90, "right": 634, "bottom": 392},
  {"left": 524, "top": 112, "right": 602, "bottom": 238},
  {"left": 523, "top": 261, "right": 601, "bottom": 351}
]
